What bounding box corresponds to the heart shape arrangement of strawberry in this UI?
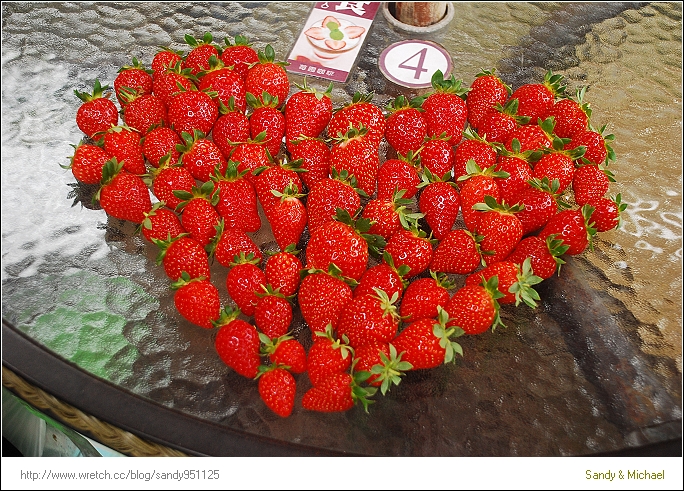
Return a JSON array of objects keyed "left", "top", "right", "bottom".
[{"left": 65, "top": 33, "right": 626, "bottom": 418}]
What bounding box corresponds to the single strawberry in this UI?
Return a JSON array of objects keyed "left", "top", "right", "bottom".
[
  {"left": 167, "top": 88, "right": 219, "bottom": 137},
  {"left": 74, "top": 79, "right": 119, "bottom": 142},
  {"left": 327, "top": 91, "right": 386, "bottom": 148},
  {"left": 212, "top": 98, "right": 251, "bottom": 159},
  {"left": 252, "top": 155, "right": 304, "bottom": 214},
  {"left": 453, "top": 127, "right": 500, "bottom": 182},
  {"left": 503, "top": 116, "right": 555, "bottom": 153},
  {"left": 472, "top": 195, "right": 524, "bottom": 265},
  {"left": 302, "top": 371, "right": 375, "bottom": 413},
  {"left": 493, "top": 142, "right": 538, "bottom": 204},
  {"left": 284, "top": 78, "right": 333, "bottom": 145},
  {"left": 244, "top": 44, "right": 290, "bottom": 109},
  {"left": 337, "top": 288, "right": 401, "bottom": 350},
  {"left": 466, "top": 68, "right": 510, "bottom": 131},
  {"left": 417, "top": 168, "right": 461, "bottom": 240},
  {"left": 288, "top": 136, "right": 331, "bottom": 191},
  {"left": 590, "top": 194, "right": 627, "bottom": 232},
  {"left": 544, "top": 86, "right": 591, "bottom": 139},
  {"left": 263, "top": 245, "right": 303, "bottom": 297},
  {"left": 444, "top": 277, "right": 505, "bottom": 335},
  {"left": 375, "top": 150, "right": 422, "bottom": 201},
  {"left": 260, "top": 333, "right": 307, "bottom": 374},
  {"left": 176, "top": 129, "right": 227, "bottom": 182},
  {"left": 254, "top": 285, "right": 293, "bottom": 340},
  {"left": 506, "top": 234, "right": 568, "bottom": 280},
  {"left": 143, "top": 126, "right": 183, "bottom": 168},
  {"left": 538, "top": 204, "right": 597, "bottom": 255},
  {"left": 477, "top": 98, "right": 530, "bottom": 144},
  {"left": 95, "top": 158, "right": 152, "bottom": 224},
  {"left": 305, "top": 168, "right": 362, "bottom": 235},
  {"left": 226, "top": 134, "right": 272, "bottom": 184},
  {"left": 392, "top": 306, "right": 464, "bottom": 370},
  {"left": 153, "top": 233, "right": 212, "bottom": 281},
  {"left": 214, "top": 307, "right": 262, "bottom": 379},
  {"left": 572, "top": 163, "right": 613, "bottom": 206},
  {"left": 509, "top": 70, "right": 565, "bottom": 122},
  {"left": 533, "top": 142, "right": 585, "bottom": 192},
  {"left": 138, "top": 201, "right": 185, "bottom": 243},
  {"left": 182, "top": 32, "right": 220, "bottom": 77},
  {"left": 151, "top": 47, "right": 184, "bottom": 78},
  {"left": 354, "top": 341, "right": 411, "bottom": 394},
  {"left": 429, "top": 228, "right": 483, "bottom": 275},
  {"left": 149, "top": 158, "right": 196, "bottom": 211},
  {"left": 64, "top": 141, "right": 111, "bottom": 185},
  {"left": 246, "top": 91, "right": 285, "bottom": 157},
  {"left": 220, "top": 34, "right": 259, "bottom": 81},
  {"left": 306, "top": 324, "right": 354, "bottom": 386},
  {"left": 173, "top": 180, "right": 221, "bottom": 248},
  {"left": 256, "top": 365, "right": 296, "bottom": 418},
  {"left": 225, "top": 252, "right": 267, "bottom": 317},
  {"left": 465, "top": 257, "right": 542, "bottom": 307},
  {"left": 515, "top": 177, "right": 567, "bottom": 236},
  {"left": 354, "top": 251, "right": 409, "bottom": 300},
  {"left": 197, "top": 55, "right": 247, "bottom": 112},
  {"left": 566, "top": 124, "right": 615, "bottom": 166},
  {"left": 171, "top": 272, "right": 221, "bottom": 329},
  {"left": 266, "top": 182, "right": 308, "bottom": 251},
  {"left": 457, "top": 159, "right": 508, "bottom": 232},
  {"left": 384, "top": 95, "right": 428, "bottom": 156},
  {"left": 383, "top": 223, "right": 435, "bottom": 279},
  {"left": 103, "top": 125, "right": 147, "bottom": 175},
  {"left": 210, "top": 160, "right": 261, "bottom": 232},
  {"left": 421, "top": 70, "right": 469, "bottom": 146},
  {"left": 298, "top": 265, "right": 354, "bottom": 337},
  {"left": 400, "top": 272, "right": 453, "bottom": 323},
  {"left": 120, "top": 89, "right": 167, "bottom": 135},
  {"left": 419, "top": 134, "right": 456, "bottom": 177},
  {"left": 209, "top": 221, "right": 263, "bottom": 268},
  {"left": 329, "top": 125, "right": 380, "bottom": 197},
  {"left": 152, "top": 62, "right": 197, "bottom": 108},
  {"left": 361, "top": 189, "right": 422, "bottom": 241},
  {"left": 115, "top": 65, "right": 157, "bottom": 112}
]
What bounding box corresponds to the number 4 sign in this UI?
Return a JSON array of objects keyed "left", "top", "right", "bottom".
[{"left": 379, "top": 40, "right": 452, "bottom": 88}]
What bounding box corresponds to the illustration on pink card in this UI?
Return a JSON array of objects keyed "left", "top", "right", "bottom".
[{"left": 287, "top": 2, "right": 380, "bottom": 83}]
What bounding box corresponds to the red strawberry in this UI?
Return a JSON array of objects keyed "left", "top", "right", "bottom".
[
  {"left": 110, "top": 62, "right": 151, "bottom": 104},
  {"left": 353, "top": 341, "right": 411, "bottom": 394},
  {"left": 153, "top": 233, "right": 211, "bottom": 281},
  {"left": 138, "top": 201, "right": 185, "bottom": 243},
  {"left": 103, "top": 125, "right": 147, "bottom": 175},
  {"left": 252, "top": 156, "right": 304, "bottom": 214},
  {"left": 171, "top": 272, "right": 221, "bottom": 329},
  {"left": 477, "top": 98, "right": 530, "bottom": 144},
  {"left": 515, "top": 177, "right": 566, "bottom": 236},
  {"left": 503, "top": 116, "right": 555, "bottom": 153},
  {"left": 472, "top": 195, "right": 524, "bottom": 265},
  {"left": 210, "top": 222, "right": 263, "bottom": 268},
  {"left": 149, "top": 159, "right": 196, "bottom": 211},
  {"left": 337, "top": 289, "right": 401, "bottom": 349},
  {"left": 152, "top": 63, "right": 197, "bottom": 108},
  {"left": 288, "top": 136, "right": 331, "bottom": 191},
  {"left": 263, "top": 245, "right": 303, "bottom": 297},
  {"left": 354, "top": 252, "right": 409, "bottom": 300},
  {"left": 572, "top": 163, "right": 613, "bottom": 206},
  {"left": 493, "top": 145, "right": 536, "bottom": 204},
  {"left": 266, "top": 183, "right": 308, "bottom": 251},
  {"left": 244, "top": 44, "right": 289, "bottom": 109},
  {"left": 151, "top": 47, "right": 184, "bottom": 78},
  {"left": 417, "top": 168, "right": 461, "bottom": 240},
  {"left": 298, "top": 266, "right": 353, "bottom": 337},
  {"left": 305, "top": 169, "right": 362, "bottom": 235},
  {"left": 508, "top": 234, "right": 567, "bottom": 280},
  {"left": 400, "top": 272, "right": 453, "bottom": 323},
  {"left": 260, "top": 333, "right": 307, "bottom": 374},
  {"left": 254, "top": 285, "right": 293, "bottom": 340},
  {"left": 198, "top": 56, "right": 247, "bottom": 112},
  {"left": 466, "top": 68, "right": 510, "bottom": 131},
  {"left": 227, "top": 135, "right": 272, "bottom": 184},
  {"left": 509, "top": 70, "right": 565, "bottom": 122},
  {"left": 453, "top": 127, "right": 499, "bottom": 182},
  {"left": 306, "top": 325, "right": 354, "bottom": 386},
  {"left": 392, "top": 306, "right": 463, "bottom": 370},
  {"left": 533, "top": 143, "right": 585, "bottom": 193},
  {"left": 419, "top": 134, "right": 456, "bottom": 177},
  {"left": 210, "top": 161, "right": 261, "bottom": 232},
  {"left": 544, "top": 87, "right": 590, "bottom": 139},
  {"left": 566, "top": 124, "right": 615, "bottom": 166},
  {"left": 375, "top": 151, "right": 422, "bottom": 201},
  {"left": 284, "top": 79, "right": 333, "bottom": 145},
  {"left": 421, "top": 70, "right": 469, "bottom": 146},
  {"left": 183, "top": 32, "right": 220, "bottom": 77},
  {"left": 212, "top": 99, "right": 251, "bottom": 159},
  {"left": 95, "top": 158, "right": 152, "bottom": 224},
  {"left": 327, "top": 91, "right": 386, "bottom": 147},
  {"left": 74, "top": 79, "right": 119, "bottom": 142},
  {"left": 361, "top": 190, "right": 420, "bottom": 241},
  {"left": 444, "top": 277, "right": 505, "bottom": 335},
  {"left": 457, "top": 159, "right": 507, "bottom": 232},
  {"left": 329, "top": 125, "right": 380, "bottom": 197},
  {"left": 302, "top": 372, "right": 375, "bottom": 413},
  {"left": 256, "top": 365, "right": 296, "bottom": 418},
  {"left": 430, "top": 228, "right": 483, "bottom": 275},
  {"left": 590, "top": 194, "right": 627, "bottom": 232},
  {"left": 383, "top": 224, "right": 434, "bottom": 279},
  {"left": 64, "top": 141, "right": 111, "bottom": 185},
  {"left": 246, "top": 91, "right": 285, "bottom": 157},
  {"left": 225, "top": 252, "right": 266, "bottom": 317},
  {"left": 177, "top": 129, "right": 227, "bottom": 182},
  {"left": 538, "top": 204, "right": 597, "bottom": 255},
  {"left": 143, "top": 126, "right": 183, "bottom": 168},
  {"left": 174, "top": 181, "right": 221, "bottom": 248},
  {"left": 120, "top": 90, "right": 167, "bottom": 135},
  {"left": 465, "top": 258, "right": 542, "bottom": 307},
  {"left": 214, "top": 307, "right": 261, "bottom": 379},
  {"left": 220, "top": 35, "right": 259, "bottom": 81},
  {"left": 167, "top": 88, "right": 219, "bottom": 137},
  {"left": 384, "top": 95, "right": 428, "bottom": 156}
]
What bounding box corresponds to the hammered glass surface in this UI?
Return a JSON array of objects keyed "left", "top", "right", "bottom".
[{"left": 1, "top": 2, "right": 682, "bottom": 456}]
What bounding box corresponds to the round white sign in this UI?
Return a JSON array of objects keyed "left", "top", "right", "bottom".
[{"left": 379, "top": 40, "right": 453, "bottom": 88}]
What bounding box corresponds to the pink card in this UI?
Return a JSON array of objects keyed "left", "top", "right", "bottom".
[{"left": 286, "top": 2, "right": 380, "bottom": 83}]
